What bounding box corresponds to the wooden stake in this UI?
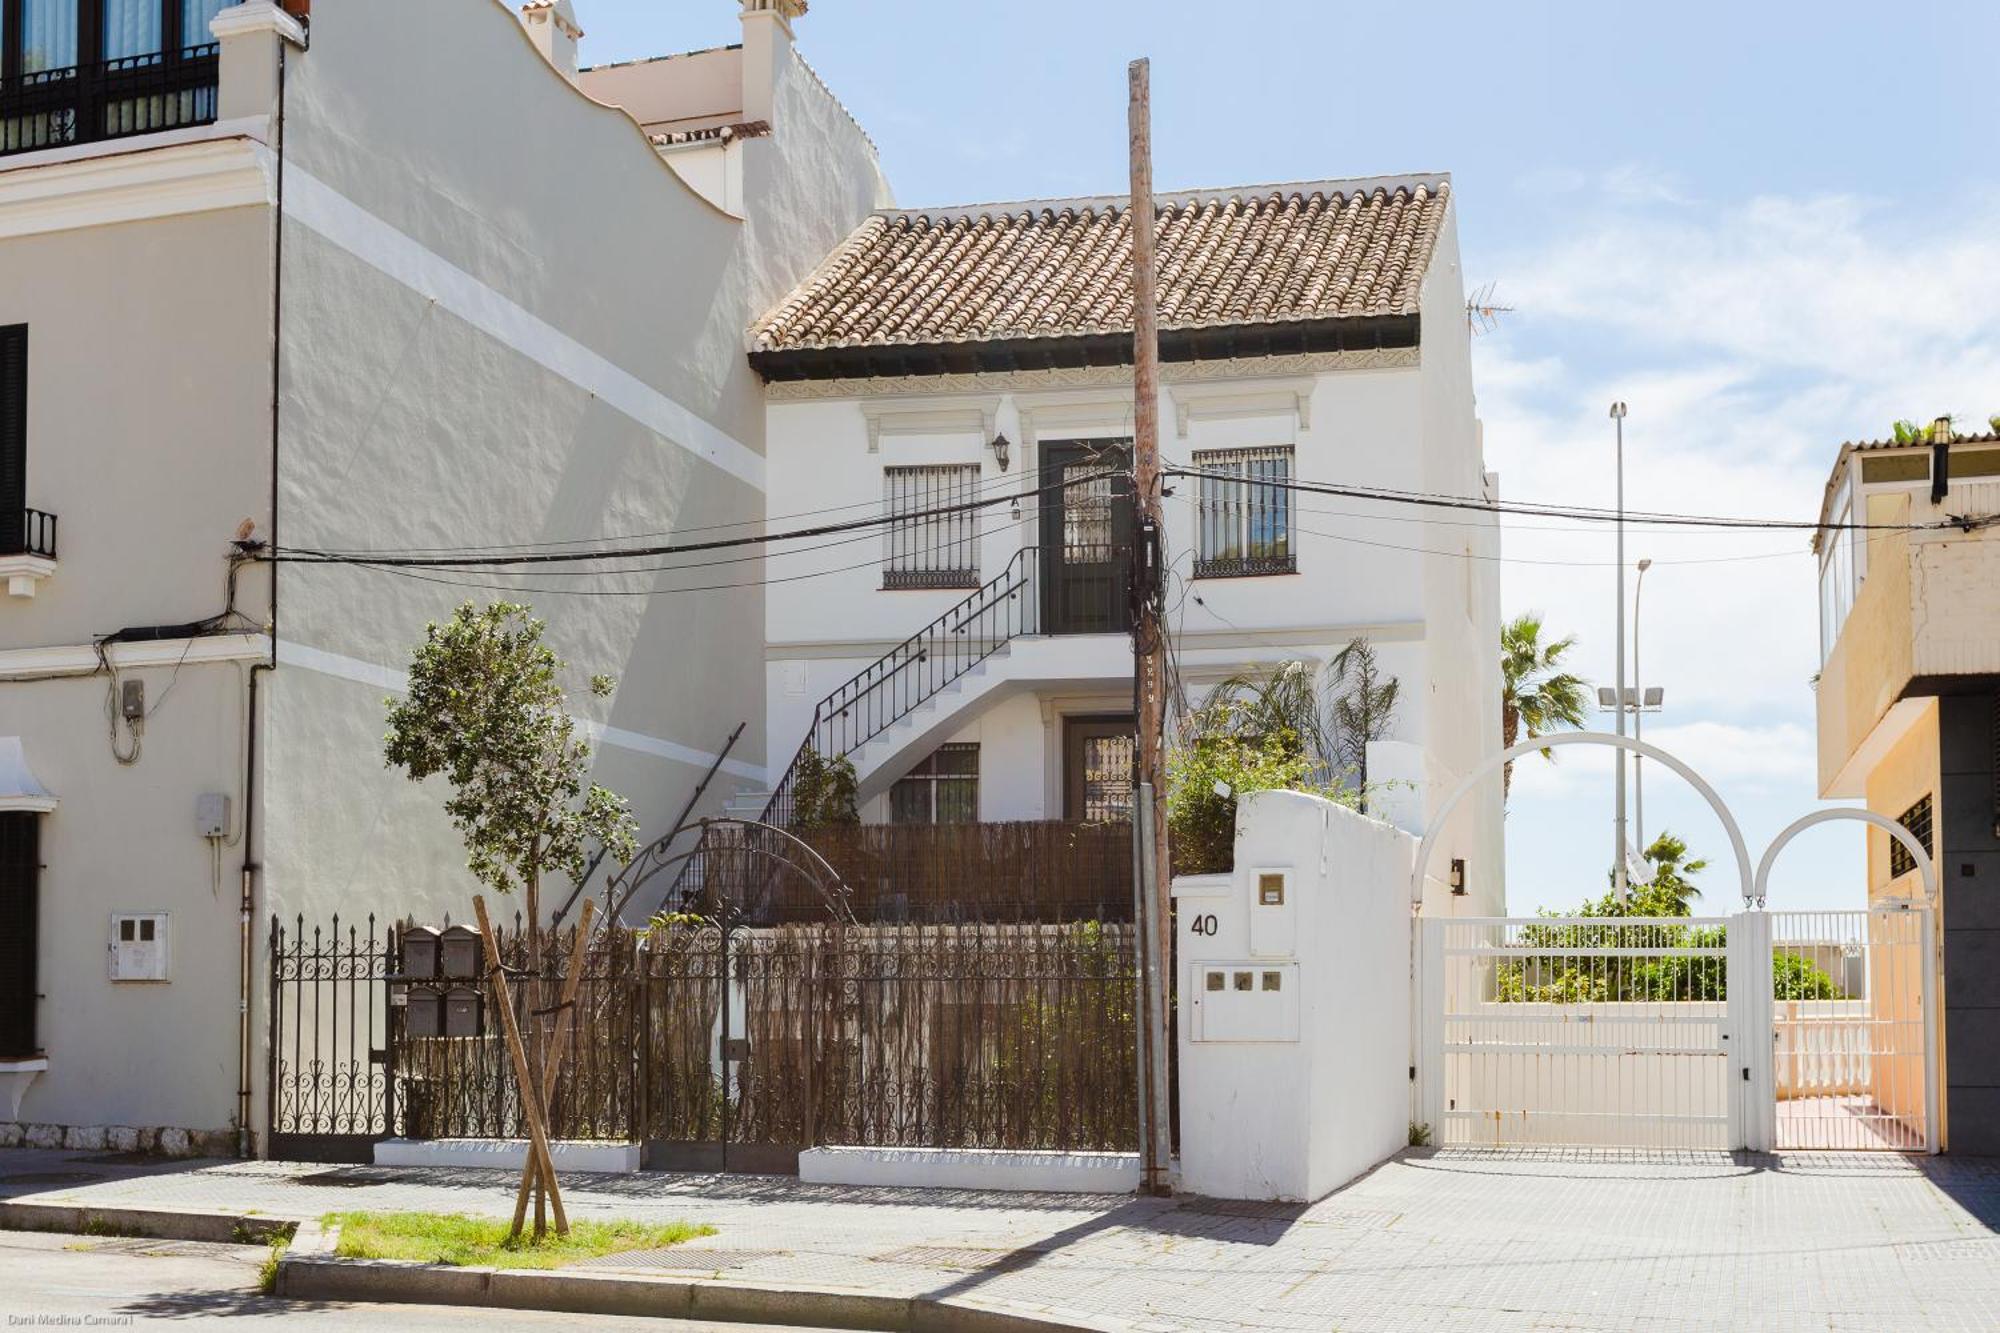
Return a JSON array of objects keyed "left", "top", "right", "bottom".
[
  {"left": 473, "top": 895, "right": 568, "bottom": 1238},
  {"left": 509, "top": 898, "right": 595, "bottom": 1232},
  {"left": 1127, "top": 55, "right": 1173, "bottom": 1199}
]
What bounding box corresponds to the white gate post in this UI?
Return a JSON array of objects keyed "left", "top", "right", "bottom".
[
  {"left": 1727, "top": 909, "right": 1776, "bottom": 1151},
  {"left": 1920, "top": 906, "right": 1941, "bottom": 1155},
  {"left": 1416, "top": 919, "right": 1445, "bottom": 1143}
]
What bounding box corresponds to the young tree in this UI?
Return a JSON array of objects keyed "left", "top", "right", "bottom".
[
  {"left": 1327, "top": 637, "right": 1399, "bottom": 811},
  {"left": 384, "top": 601, "right": 637, "bottom": 1234},
  {"left": 1500, "top": 612, "right": 1590, "bottom": 801}
]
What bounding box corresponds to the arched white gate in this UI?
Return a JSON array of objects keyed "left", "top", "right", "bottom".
[{"left": 1412, "top": 735, "right": 1940, "bottom": 1153}]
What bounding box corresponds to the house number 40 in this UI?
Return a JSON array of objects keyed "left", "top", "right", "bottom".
[{"left": 1189, "top": 913, "right": 1218, "bottom": 936}]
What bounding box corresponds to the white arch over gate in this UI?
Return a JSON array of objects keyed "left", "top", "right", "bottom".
[
  {"left": 1754, "top": 808, "right": 1936, "bottom": 906},
  {"left": 1411, "top": 730, "right": 1754, "bottom": 908}
]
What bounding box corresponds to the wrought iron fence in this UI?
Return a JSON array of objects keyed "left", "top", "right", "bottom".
[
  {"left": 378, "top": 918, "right": 1138, "bottom": 1158},
  {"left": 267, "top": 914, "right": 394, "bottom": 1162},
  {"left": 0, "top": 45, "right": 219, "bottom": 157}
]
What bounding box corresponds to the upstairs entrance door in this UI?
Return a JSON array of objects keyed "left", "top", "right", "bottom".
[{"left": 1040, "top": 441, "right": 1133, "bottom": 636}]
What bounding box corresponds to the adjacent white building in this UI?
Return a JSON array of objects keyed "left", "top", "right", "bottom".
[{"left": 748, "top": 179, "right": 1505, "bottom": 914}]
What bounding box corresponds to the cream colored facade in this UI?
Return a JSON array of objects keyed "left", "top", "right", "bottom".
[
  {"left": 0, "top": 0, "right": 887, "bottom": 1151},
  {"left": 1813, "top": 429, "right": 2000, "bottom": 1153}
]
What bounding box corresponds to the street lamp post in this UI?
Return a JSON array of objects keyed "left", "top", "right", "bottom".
[{"left": 1610, "top": 402, "right": 1629, "bottom": 900}]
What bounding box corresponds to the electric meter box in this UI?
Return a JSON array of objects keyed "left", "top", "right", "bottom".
[
  {"left": 1192, "top": 962, "right": 1299, "bottom": 1041},
  {"left": 109, "top": 913, "right": 170, "bottom": 982}
]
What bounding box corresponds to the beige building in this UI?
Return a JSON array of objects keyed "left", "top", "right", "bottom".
[
  {"left": 0, "top": 0, "right": 886, "bottom": 1154},
  {"left": 1814, "top": 418, "right": 2000, "bottom": 1154}
]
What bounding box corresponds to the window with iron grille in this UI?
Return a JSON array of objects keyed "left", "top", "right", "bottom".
[
  {"left": 1193, "top": 446, "right": 1295, "bottom": 578},
  {"left": 1890, "top": 793, "right": 1933, "bottom": 880},
  {"left": 890, "top": 743, "right": 978, "bottom": 824},
  {"left": 883, "top": 464, "right": 981, "bottom": 589},
  {"left": 0, "top": 812, "right": 40, "bottom": 1057}
]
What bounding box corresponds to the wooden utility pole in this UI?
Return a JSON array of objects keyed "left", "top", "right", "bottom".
[{"left": 1128, "top": 56, "right": 1173, "bottom": 1197}]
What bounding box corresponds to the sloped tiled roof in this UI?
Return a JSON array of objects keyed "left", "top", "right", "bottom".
[{"left": 751, "top": 176, "right": 1449, "bottom": 355}]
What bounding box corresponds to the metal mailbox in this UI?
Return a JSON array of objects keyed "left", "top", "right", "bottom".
[
  {"left": 439, "top": 924, "right": 482, "bottom": 979},
  {"left": 442, "top": 985, "right": 482, "bottom": 1037},
  {"left": 401, "top": 925, "right": 442, "bottom": 980},
  {"left": 404, "top": 986, "right": 444, "bottom": 1037}
]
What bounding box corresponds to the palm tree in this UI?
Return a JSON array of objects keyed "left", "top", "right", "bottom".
[{"left": 1500, "top": 612, "right": 1590, "bottom": 801}]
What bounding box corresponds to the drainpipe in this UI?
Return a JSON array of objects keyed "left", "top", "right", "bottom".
[
  {"left": 238, "top": 13, "right": 300, "bottom": 1159},
  {"left": 238, "top": 661, "right": 271, "bottom": 1157}
]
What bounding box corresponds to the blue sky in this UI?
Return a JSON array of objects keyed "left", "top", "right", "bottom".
[{"left": 578, "top": 3, "right": 2000, "bottom": 913}]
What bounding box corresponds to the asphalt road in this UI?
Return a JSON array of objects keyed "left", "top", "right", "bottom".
[{"left": 0, "top": 1227, "right": 833, "bottom": 1330}]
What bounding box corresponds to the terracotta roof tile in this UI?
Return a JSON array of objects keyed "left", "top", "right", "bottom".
[{"left": 751, "top": 176, "right": 1450, "bottom": 353}]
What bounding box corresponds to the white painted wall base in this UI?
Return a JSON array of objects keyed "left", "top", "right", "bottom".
[
  {"left": 798, "top": 1146, "right": 1140, "bottom": 1194},
  {"left": 372, "top": 1138, "right": 641, "bottom": 1173}
]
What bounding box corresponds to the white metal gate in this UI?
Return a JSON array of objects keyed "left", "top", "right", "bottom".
[
  {"left": 1416, "top": 907, "right": 1937, "bottom": 1152},
  {"left": 1771, "top": 906, "right": 1936, "bottom": 1152}
]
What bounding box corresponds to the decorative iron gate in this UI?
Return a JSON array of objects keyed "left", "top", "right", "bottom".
[{"left": 266, "top": 914, "right": 394, "bottom": 1163}]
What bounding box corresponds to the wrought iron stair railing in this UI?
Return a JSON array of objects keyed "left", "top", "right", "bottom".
[
  {"left": 764, "top": 543, "right": 1041, "bottom": 826},
  {"left": 656, "top": 546, "right": 1042, "bottom": 919}
]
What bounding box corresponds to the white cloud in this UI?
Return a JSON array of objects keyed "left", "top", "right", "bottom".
[{"left": 1479, "top": 184, "right": 2000, "bottom": 910}]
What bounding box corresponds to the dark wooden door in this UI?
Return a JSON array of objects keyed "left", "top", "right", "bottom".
[
  {"left": 1039, "top": 441, "right": 1133, "bottom": 635},
  {"left": 1064, "top": 716, "right": 1137, "bottom": 823},
  {"left": 0, "top": 813, "right": 38, "bottom": 1057}
]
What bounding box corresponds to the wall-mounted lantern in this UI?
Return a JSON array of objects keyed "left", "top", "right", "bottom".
[
  {"left": 989, "top": 432, "right": 1011, "bottom": 471},
  {"left": 1449, "top": 858, "right": 1467, "bottom": 895}
]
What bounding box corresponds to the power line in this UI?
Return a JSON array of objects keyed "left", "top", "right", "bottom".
[
  {"left": 1163, "top": 459, "right": 1993, "bottom": 534},
  {"left": 275, "top": 474, "right": 1074, "bottom": 570},
  {"left": 316, "top": 461, "right": 1036, "bottom": 557},
  {"left": 1162, "top": 494, "right": 1806, "bottom": 568},
  {"left": 318, "top": 516, "right": 1028, "bottom": 599}
]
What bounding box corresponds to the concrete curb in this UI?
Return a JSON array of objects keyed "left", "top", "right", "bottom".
[
  {"left": 278, "top": 1220, "right": 1116, "bottom": 1332},
  {"left": 0, "top": 1198, "right": 295, "bottom": 1245}
]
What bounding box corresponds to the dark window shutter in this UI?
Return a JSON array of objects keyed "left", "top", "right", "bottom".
[
  {"left": 0, "top": 812, "right": 40, "bottom": 1057},
  {"left": 0, "top": 325, "right": 25, "bottom": 555}
]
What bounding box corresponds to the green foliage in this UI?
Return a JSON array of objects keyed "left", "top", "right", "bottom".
[
  {"left": 1328, "top": 637, "right": 1400, "bottom": 803},
  {"left": 383, "top": 602, "right": 637, "bottom": 899},
  {"left": 1500, "top": 612, "right": 1590, "bottom": 800},
  {"left": 1500, "top": 832, "right": 1842, "bottom": 1003},
  {"left": 1891, "top": 418, "right": 1930, "bottom": 445},
  {"left": 1167, "top": 721, "right": 1322, "bottom": 875},
  {"left": 256, "top": 1237, "right": 289, "bottom": 1295},
  {"left": 1191, "top": 660, "right": 1330, "bottom": 768},
  {"left": 790, "top": 748, "right": 860, "bottom": 828},
  {"left": 1407, "top": 1120, "right": 1433, "bottom": 1148},
  {"left": 327, "top": 1211, "right": 713, "bottom": 1269},
  {"left": 1990, "top": 414, "right": 2000, "bottom": 436},
  {"left": 993, "top": 922, "right": 1138, "bottom": 1149},
  {"left": 1773, "top": 952, "right": 1842, "bottom": 1000}
]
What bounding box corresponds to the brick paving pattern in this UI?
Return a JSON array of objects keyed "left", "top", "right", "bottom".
[{"left": 3, "top": 1146, "right": 1997, "bottom": 1331}]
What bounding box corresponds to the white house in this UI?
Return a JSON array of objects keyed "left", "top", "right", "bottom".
[{"left": 746, "top": 178, "right": 1505, "bottom": 915}]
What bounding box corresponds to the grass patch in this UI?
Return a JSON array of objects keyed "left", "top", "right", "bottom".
[
  {"left": 326, "top": 1211, "right": 714, "bottom": 1270},
  {"left": 257, "top": 1238, "right": 289, "bottom": 1295}
]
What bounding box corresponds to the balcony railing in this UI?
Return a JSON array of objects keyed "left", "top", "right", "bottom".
[
  {"left": 0, "top": 508, "right": 56, "bottom": 559},
  {"left": 0, "top": 44, "right": 219, "bottom": 158}
]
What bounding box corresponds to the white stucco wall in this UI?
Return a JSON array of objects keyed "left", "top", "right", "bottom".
[
  {"left": 1175, "top": 789, "right": 1414, "bottom": 1201},
  {"left": 0, "top": 203, "right": 273, "bottom": 1135},
  {"left": 261, "top": 0, "right": 888, "bottom": 936}
]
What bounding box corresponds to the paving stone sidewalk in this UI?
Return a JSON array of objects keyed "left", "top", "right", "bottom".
[{"left": 3, "top": 1146, "right": 1998, "bottom": 1332}]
